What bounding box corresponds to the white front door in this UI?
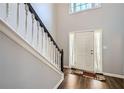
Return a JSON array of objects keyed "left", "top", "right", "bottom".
[{"left": 74, "top": 31, "right": 94, "bottom": 72}]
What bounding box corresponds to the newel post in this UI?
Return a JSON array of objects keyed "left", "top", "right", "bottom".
[{"left": 61, "top": 49, "right": 64, "bottom": 72}]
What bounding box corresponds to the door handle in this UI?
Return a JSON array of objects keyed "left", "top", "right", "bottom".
[
  {"left": 91, "top": 53, "right": 93, "bottom": 54},
  {"left": 91, "top": 50, "right": 94, "bottom": 51}
]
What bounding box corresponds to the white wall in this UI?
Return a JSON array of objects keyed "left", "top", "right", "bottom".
[
  {"left": 31, "top": 3, "right": 57, "bottom": 41},
  {"left": 56, "top": 3, "right": 124, "bottom": 75},
  {"left": 0, "top": 31, "right": 62, "bottom": 88}
]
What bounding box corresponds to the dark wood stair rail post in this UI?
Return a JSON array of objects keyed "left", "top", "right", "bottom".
[{"left": 61, "top": 49, "right": 64, "bottom": 72}]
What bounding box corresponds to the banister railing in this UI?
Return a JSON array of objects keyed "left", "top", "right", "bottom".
[
  {"left": 0, "top": 3, "right": 64, "bottom": 72},
  {"left": 26, "top": 3, "right": 61, "bottom": 52}
]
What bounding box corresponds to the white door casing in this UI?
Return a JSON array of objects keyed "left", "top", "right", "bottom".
[{"left": 74, "top": 31, "right": 94, "bottom": 72}]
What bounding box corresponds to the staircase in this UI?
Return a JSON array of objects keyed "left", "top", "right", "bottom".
[{"left": 0, "top": 3, "right": 64, "bottom": 88}]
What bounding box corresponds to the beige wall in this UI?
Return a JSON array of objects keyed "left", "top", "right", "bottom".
[
  {"left": 56, "top": 3, "right": 124, "bottom": 75},
  {"left": 31, "top": 3, "right": 57, "bottom": 41}
]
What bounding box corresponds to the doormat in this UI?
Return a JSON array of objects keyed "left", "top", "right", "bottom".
[
  {"left": 96, "top": 74, "right": 106, "bottom": 81},
  {"left": 71, "top": 69, "right": 96, "bottom": 79},
  {"left": 83, "top": 71, "right": 96, "bottom": 79},
  {"left": 71, "top": 69, "right": 106, "bottom": 81},
  {"left": 71, "top": 69, "right": 83, "bottom": 75}
]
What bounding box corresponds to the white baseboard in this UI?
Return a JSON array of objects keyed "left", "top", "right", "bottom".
[
  {"left": 103, "top": 72, "right": 124, "bottom": 79},
  {"left": 53, "top": 75, "right": 64, "bottom": 89},
  {"left": 64, "top": 65, "right": 70, "bottom": 68}
]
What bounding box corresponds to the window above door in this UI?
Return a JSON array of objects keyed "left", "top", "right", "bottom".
[{"left": 69, "top": 3, "right": 101, "bottom": 14}]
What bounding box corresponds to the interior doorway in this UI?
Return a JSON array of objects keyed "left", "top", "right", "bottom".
[{"left": 69, "top": 29, "right": 102, "bottom": 73}]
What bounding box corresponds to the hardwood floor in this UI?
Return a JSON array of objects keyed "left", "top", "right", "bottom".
[{"left": 58, "top": 68, "right": 124, "bottom": 89}]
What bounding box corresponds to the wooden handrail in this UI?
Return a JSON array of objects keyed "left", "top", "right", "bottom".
[{"left": 26, "top": 3, "right": 61, "bottom": 52}]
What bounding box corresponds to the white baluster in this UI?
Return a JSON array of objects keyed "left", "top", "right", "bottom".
[
  {"left": 52, "top": 45, "right": 55, "bottom": 64},
  {"left": 52, "top": 45, "right": 54, "bottom": 63},
  {"left": 50, "top": 42, "right": 54, "bottom": 64},
  {"left": 36, "top": 21, "right": 40, "bottom": 51},
  {"left": 55, "top": 48, "right": 58, "bottom": 67},
  {"left": 34, "top": 20, "right": 38, "bottom": 50},
  {"left": 56, "top": 49, "right": 59, "bottom": 68},
  {"left": 47, "top": 37, "right": 49, "bottom": 60},
  {"left": 31, "top": 14, "right": 35, "bottom": 47},
  {"left": 0, "top": 3, "right": 6, "bottom": 20},
  {"left": 32, "top": 14, "right": 38, "bottom": 50},
  {"left": 5, "top": 3, "right": 17, "bottom": 31},
  {"left": 5, "top": 4, "right": 9, "bottom": 18},
  {"left": 57, "top": 50, "right": 60, "bottom": 68},
  {"left": 25, "top": 4, "right": 29, "bottom": 41},
  {"left": 18, "top": 3, "right": 26, "bottom": 39},
  {"left": 26, "top": 8, "right": 32, "bottom": 45},
  {"left": 59, "top": 52, "right": 61, "bottom": 70},
  {"left": 44, "top": 32, "right": 46, "bottom": 57},
  {"left": 42, "top": 30, "right": 46, "bottom": 57},
  {"left": 54, "top": 46, "right": 56, "bottom": 65},
  {"left": 58, "top": 52, "right": 60, "bottom": 70},
  {"left": 45, "top": 33, "right": 49, "bottom": 59},
  {"left": 16, "top": 3, "right": 19, "bottom": 32},
  {"left": 49, "top": 40, "right": 52, "bottom": 62},
  {"left": 47, "top": 37, "right": 51, "bottom": 61},
  {"left": 38, "top": 26, "right": 42, "bottom": 54},
  {"left": 51, "top": 42, "right": 53, "bottom": 63},
  {"left": 6, "top": 3, "right": 9, "bottom": 18},
  {"left": 41, "top": 27, "right": 44, "bottom": 55},
  {"left": 53, "top": 45, "right": 56, "bottom": 65},
  {"left": 45, "top": 33, "right": 48, "bottom": 59}
]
